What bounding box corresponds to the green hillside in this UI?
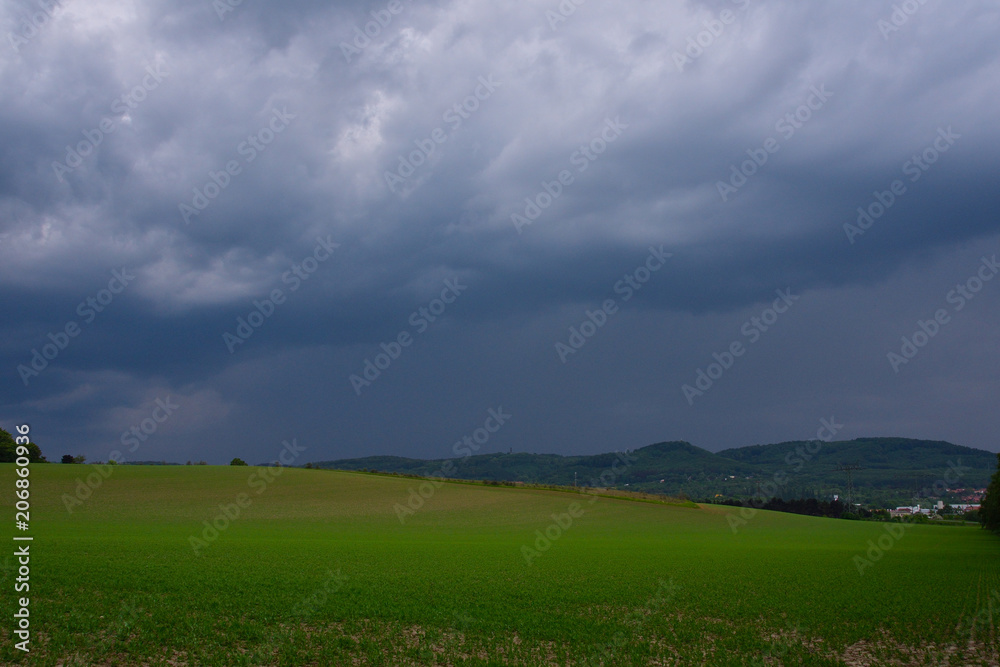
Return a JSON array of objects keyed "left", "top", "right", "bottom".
[
  {"left": 717, "top": 437, "right": 993, "bottom": 471},
  {"left": 313, "top": 437, "right": 997, "bottom": 507},
  {"left": 2, "top": 464, "right": 998, "bottom": 665}
]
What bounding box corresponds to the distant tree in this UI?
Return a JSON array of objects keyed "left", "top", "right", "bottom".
[
  {"left": 62, "top": 454, "right": 76, "bottom": 464},
  {"left": 980, "top": 453, "right": 1000, "bottom": 533},
  {"left": 186, "top": 460, "right": 192, "bottom": 465},
  {"left": 230, "top": 458, "right": 247, "bottom": 466},
  {"left": 304, "top": 462, "right": 313, "bottom": 469},
  {"left": 72, "top": 454, "right": 86, "bottom": 464},
  {"left": 197, "top": 460, "right": 208, "bottom": 465}
]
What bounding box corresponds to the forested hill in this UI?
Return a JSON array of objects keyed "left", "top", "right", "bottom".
[
  {"left": 310, "top": 437, "right": 997, "bottom": 506},
  {"left": 717, "top": 437, "right": 990, "bottom": 470}
]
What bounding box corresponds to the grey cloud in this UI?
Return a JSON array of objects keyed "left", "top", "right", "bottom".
[{"left": 1, "top": 0, "right": 998, "bottom": 463}]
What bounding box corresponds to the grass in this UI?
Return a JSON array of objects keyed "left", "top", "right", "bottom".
[{"left": 1, "top": 463, "right": 998, "bottom": 665}]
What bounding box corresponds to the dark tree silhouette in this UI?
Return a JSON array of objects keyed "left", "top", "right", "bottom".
[
  {"left": 0, "top": 427, "right": 45, "bottom": 462},
  {"left": 981, "top": 453, "right": 1000, "bottom": 533}
]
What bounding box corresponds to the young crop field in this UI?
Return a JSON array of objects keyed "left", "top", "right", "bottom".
[{"left": 2, "top": 464, "right": 998, "bottom": 666}]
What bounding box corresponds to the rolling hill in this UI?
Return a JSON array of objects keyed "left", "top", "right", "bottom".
[{"left": 311, "top": 437, "right": 997, "bottom": 507}]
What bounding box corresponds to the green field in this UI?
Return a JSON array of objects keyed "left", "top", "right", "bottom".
[{"left": 2, "top": 464, "right": 998, "bottom": 666}]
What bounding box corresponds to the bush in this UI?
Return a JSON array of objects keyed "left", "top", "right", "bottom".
[{"left": 230, "top": 458, "right": 248, "bottom": 466}]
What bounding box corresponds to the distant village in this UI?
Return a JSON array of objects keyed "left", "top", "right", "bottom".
[{"left": 889, "top": 487, "right": 985, "bottom": 517}]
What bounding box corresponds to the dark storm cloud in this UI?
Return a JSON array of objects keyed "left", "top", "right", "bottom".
[{"left": 1, "top": 0, "right": 998, "bottom": 463}]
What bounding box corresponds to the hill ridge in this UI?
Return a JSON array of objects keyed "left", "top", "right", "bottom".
[{"left": 310, "top": 437, "right": 996, "bottom": 507}]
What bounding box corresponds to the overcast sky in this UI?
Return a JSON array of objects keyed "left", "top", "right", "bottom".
[{"left": 2, "top": 0, "right": 999, "bottom": 465}]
